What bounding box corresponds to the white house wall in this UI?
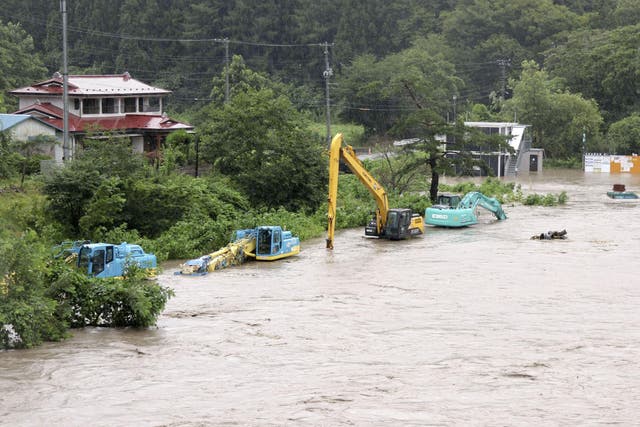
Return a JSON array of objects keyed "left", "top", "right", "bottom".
[
  {"left": 10, "top": 119, "right": 57, "bottom": 141},
  {"left": 18, "top": 96, "right": 63, "bottom": 111},
  {"left": 7, "top": 119, "right": 65, "bottom": 163},
  {"left": 132, "top": 136, "right": 144, "bottom": 153}
]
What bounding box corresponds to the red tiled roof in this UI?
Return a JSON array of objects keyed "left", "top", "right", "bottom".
[
  {"left": 9, "top": 72, "right": 171, "bottom": 97},
  {"left": 14, "top": 103, "right": 192, "bottom": 133}
]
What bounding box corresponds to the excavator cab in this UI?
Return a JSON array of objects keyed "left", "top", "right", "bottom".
[
  {"left": 385, "top": 208, "right": 414, "bottom": 240},
  {"left": 256, "top": 227, "right": 275, "bottom": 255},
  {"left": 434, "top": 193, "right": 461, "bottom": 209},
  {"left": 365, "top": 208, "right": 423, "bottom": 240}
]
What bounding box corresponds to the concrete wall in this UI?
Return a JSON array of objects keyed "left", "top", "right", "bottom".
[{"left": 517, "top": 150, "right": 544, "bottom": 173}]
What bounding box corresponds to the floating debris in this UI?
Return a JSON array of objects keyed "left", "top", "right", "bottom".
[{"left": 531, "top": 230, "right": 567, "bottom": 240}]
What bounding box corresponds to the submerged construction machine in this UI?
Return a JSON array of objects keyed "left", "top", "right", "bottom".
[
  {"left": 178, "top": 226, "right": 300, "bottom": 275},
  {"left": 53, "top": 241, "right": 157, "bottom": 278},
  {"left": 326, "top": 133, "right": 424, "bottom": 249},
  {"left": 424, "top": 191, "right": 507, "bottom": 227}
]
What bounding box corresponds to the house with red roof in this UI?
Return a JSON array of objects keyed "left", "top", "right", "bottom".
[{"left": 8, "top": 72, "right": 193, "bottom": 163}]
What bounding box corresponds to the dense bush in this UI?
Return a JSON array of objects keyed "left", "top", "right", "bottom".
[
  {"left": 48, "top": 263, "right": 173, "bottom": 328},
  {"left": 0, "top": 233, "right": 68, "bottom": 349},
  {"left": 442, "top": 177, "right": 518, "bottom": 203},
  {"left": 544, "top": 157, "right": 582, "bottom": 169},
  {"left": 1, "top": 231, "right": 173, "bottom": 349},
  {"left": 523, "top": 191, "right": 568, "bottom": 206}
]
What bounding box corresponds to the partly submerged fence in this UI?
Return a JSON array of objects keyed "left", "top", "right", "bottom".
[{"left": 584, "top": 154, "right": 640, "bottom": 173}]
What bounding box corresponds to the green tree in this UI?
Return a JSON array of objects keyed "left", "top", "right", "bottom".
[
  {"left": 333, "top": 0, "right": 415, "bottom": 63},
  {"left": 13, "top": 134, "right": 57, "bottom": 188},
  {"left": 0, "top": 233, "right": 67, "bottom": 349},
  {"left": 440, "top": 0, "right": 580, "bottom": 104},
  {"left": 545, "top": 24, "right": 640, "bottom": 123},
  {"left": 209, "top": 55, "right": 278, "bottom": 106},
  {"left": 0, "top": 130, "right": 19, "bottom": 178},
  {"left": 42, "top": 136, "right": 150, "bottom": 235},
  {"left": 607, "top": 114, "right": 640, "bottom": 155},
  {"left": 0, "top": 20, "right": 47, "bottom": 111},
  {"left": 502, "top": 60, "right": 603, "bottom": 158},
  {"left": 337, "top": 36, "right": 462, "bottom": 136},
  {"left": 200, "top": 87, "right": 325, "bottom": 212}
]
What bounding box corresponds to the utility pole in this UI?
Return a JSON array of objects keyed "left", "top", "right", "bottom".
[
  {"left": 452, "top": 95, "right": 457, "bottom": 122},
  {"left": 61, "top": 0, "right": 70, "bottom": 162},
  {"left": 194, "top": 133, "right": 199, "bottom": 178},
  {"left": 496, "top": 59, "right": 510, "bottom": 101},
  {"left": 323, "top": 42, "right": 333, "bottom": 147},
  {"left": 224, "top": 38, "right": 230, "bottom": 104},
  {"left": 582, "top": 127, "right": 586, "bottom": 171}
]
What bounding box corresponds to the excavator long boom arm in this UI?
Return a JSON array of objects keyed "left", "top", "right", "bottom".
[
  {"left": 458, "top": 191, "right": 507, "bottom": 220},
  {"left": 326, "top": 133, "right": 389, "bottom": 249}
]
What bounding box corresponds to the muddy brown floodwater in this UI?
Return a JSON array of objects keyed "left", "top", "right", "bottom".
[{"left": 1, "top": 169, "right": 639, "bottom": 426}]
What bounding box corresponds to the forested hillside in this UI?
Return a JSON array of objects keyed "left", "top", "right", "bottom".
[{"left": 2, "top": 0, "right": 640, "bottom": 156}]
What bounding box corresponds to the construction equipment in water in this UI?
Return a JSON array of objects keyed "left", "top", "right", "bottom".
[
  {"left": 178, "top": 226, "right": 300, "bottom": 275},
  {"left": 424, "top": 191, "right": 507, "bottom": 227},
  {"left": 326, "top": 133, "right": 424, "bottom": 249},
  {"left": 607, "top": 184, "right": 638, "bottom": 199},
  {"left": 53, "top": 241, "right": 157, "bottom": 278}
]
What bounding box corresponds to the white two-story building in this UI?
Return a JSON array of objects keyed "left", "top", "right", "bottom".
[{"left": 8, "top": 72, "right": 192, "bottom": 163}]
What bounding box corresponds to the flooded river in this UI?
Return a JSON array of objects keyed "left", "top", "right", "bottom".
[{"left": 1, "top": 170, "right": 639, "bottom": 426}]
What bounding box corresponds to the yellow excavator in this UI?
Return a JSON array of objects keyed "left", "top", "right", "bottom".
[{"left": 326, "top": 133, "right": 424, "bottom": 249}]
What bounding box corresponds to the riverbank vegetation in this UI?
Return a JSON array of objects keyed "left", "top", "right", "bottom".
[{"left": 0, "top": 142, "right": 568, "bottom": 349}]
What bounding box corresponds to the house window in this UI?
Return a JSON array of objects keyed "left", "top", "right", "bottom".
[
  {"left": 82, "top": 98, "right": 99, "bottom": 114},
  {"left": 142, "top": 97, "right": 161, "bottom": 113},
  {"left": 73, "top": 99, "right": 80, "bottom": 110},
  {"left": 101, "top": 98, "right": 119, "bottom": 114},
  {"left": 124, "top": 97, "right": 137, "bottom": 113}
]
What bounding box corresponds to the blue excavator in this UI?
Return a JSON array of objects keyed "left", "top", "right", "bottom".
[
  {"left": 53, "top": 241, "right": 157, "bottom": 278},
  {"left": 178, "top": 226, "right": 300, "bottom": 275},
  {"left": 424, "top": 191, "right": 507, "bottom": 227}
]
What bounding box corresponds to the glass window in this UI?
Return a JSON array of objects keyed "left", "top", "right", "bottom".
[
  {"left": 78, "top": 247, "right": 91, "bottom": 270},
  {"left": 142, "top": 97, "right": 161, "bottom": 112},
  {"left": 258, "top": 228, "right": 272, "bottom": 254},
  {"left": 101, "top": 98, "right": 119, "bottom": 114},
  {"left": 124, "top": 97, "right": 137, "bottom": 113},
  {"left": 91, "top": 249, "right": 105, "bottom": 275},
  {"left": 82, "top": 98, "right": 99, "bottom": 114},
  {"left": 387, "top": 211, "right": 398, "bottom": 228},
  {"left": 106, "top": 246, "right": 114, "bottom": 264},
  {"left": 273, "top": 229, "right": 281, "bottom": 252}
]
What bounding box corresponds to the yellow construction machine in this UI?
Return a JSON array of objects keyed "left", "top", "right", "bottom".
[{"left": 326, "top": 133, "right": 424, "bottom": 249}]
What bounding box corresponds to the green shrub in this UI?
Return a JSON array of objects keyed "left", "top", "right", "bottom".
[
  {"left": 523, "top": 192, "right": 568, "bottom": 206},
  {"left": 442, "top": 177, "right": 517, "bottom": 202},
  {"left": 0, "top": 233, "right": 68, "bottom": 349},
  {"left": 152, "top": 213, "right": 234, "bottom": 259},
  {"left": 48, "top": 261, "right": 173, "bottom": 328},
  {"left": 544, "top": 157, "right": 582, "bottom": 169}
]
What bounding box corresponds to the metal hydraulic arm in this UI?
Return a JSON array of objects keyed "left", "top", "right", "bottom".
[
  {"left": 327, "top": 133, "right": 424, "bottom": 249},
  {"left": 328, "top": 133, "right": 389, "bottom": 248},
  {"left": 458, "top": 191, "right": 507, "bottom": 220}
]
